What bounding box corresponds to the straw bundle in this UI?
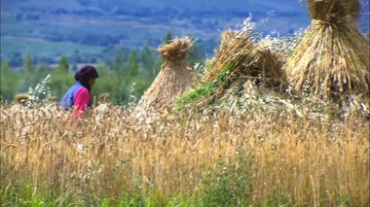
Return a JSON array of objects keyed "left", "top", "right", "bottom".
[
  {"left": 176, "top": 30, "right": 286, "bottom": 110},
  {"left": 204, "top": 30, "right": 254, "bottom": 82},
  {"left": 219, "top": 30, "right": 238, "bottom": 51},
  {"left": 46, "top": 96, "right": 58, "bottom": 103},
  {"left": 284, "top": 0, "right": 370, "bottom": 100},
  {"left": 98, "top": 92, "right": 110, "bottom": 104},
  {"left": 249, "top": 45, "right": 285, "bottom": 88},
  {"left": 136, "top": 37, "right": 195, "bottom": 111},
  {"left": 14, "top": 93, "right": 30, "bottom": 106},
  {"left": 342, "top": 0, "right": 361, "bottom": 20},
  {"left": 309, "top": 0, "right": 360, "bottom": 21},
  {"left": 205, "top": 30, "right": 285, "bottom": 91}
]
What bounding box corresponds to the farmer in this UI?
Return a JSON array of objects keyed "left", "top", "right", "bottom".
[{"left": 60, "top": 65, "right": 99, "bottom": 118}]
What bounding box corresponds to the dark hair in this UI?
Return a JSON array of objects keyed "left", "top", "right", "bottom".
[{"left": 74, "top": 65, "right": 99, "bottom": 91}]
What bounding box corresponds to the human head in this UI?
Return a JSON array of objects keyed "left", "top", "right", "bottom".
[{"left": 74, "top": 65, "right": 99, "bottom": 90}]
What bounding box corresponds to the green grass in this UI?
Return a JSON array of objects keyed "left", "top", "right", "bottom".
[
  {"left": 0, "top": 157, "right": 265, "bottom": 207},
  {"left": 1, "top": 160, "right": 355, "bottom": 207},
  {"left": 175, "top": 62, "right": 234, "bottom": 110}
]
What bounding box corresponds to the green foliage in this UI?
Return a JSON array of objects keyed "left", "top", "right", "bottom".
[
  {"left": 91, "top": 63, "right": 127, "bottom": 104},
  {"left": 58, "top": 56, "right": 70, "bottom": 73},
  {"left": 48, "top": 69, "right": 74, "bottom": 99},
  {"left": 17, "top": 53, "right": 41, "bottom": 93},
  {"left": 0, "top": 50, "right": 156, "bottom": 105},
  {"left": 1, "top": 32, "right": 204, "bottom": 105},
  {"left": 112, "top": 47, "right": 128, "bottom": 74},
  {"left": 42, "top": 56, "right": 72, "bottom": 99},
  {"left": 175, "top": 63, "right": 234, "bottom": 110},
  {"left": 0, "top": 60, "right": 21, "bottom": 102},
  {"left": 140, "top": 45, "right": 161, "bottom": 78},
  {"left": 37, "top": 64, "right": 51, "bottom": 77},
  {"left": 176, "top": 83, "right": 214, "bottom": 109},
  {"left": 127, "top": 50, "right": 139, "bottom": 77},
  {"left": 27, "top": 74, "right": 52, "bottom": 106},
  {"left": 0, "top": 157, "right": 358, "bottom": 207},
  {"left": 163, "top": 32, "right": 174, "bottom": 44},
  {"left": 24, "top": 52, "right": 35, "bottom": 75},
  {"left": 199, "top": 150, "right": 254, "bottom": 207},
  {"left": 187, "top": 38, "right": 205, "bottom": 67},
  {"left": 0, "top": 35, "right": 168, "bottom": 106}
]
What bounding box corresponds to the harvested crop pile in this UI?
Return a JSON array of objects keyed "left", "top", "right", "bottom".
[
  {"left": 136, "top": 37, "right": 196, "bottom": 112},
  {"left": 177, "top": 30, "right": 285, "bottom": 110},
  {"left": 283, "top": 0, "right": 370, "bottom": 101}
]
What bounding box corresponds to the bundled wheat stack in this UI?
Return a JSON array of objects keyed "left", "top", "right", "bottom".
[
  {"left": 46, "top": 96, "right": 58, "bottom": 103},
  {"left": 13, "top": 93, "right": 30, "bottom": 106},
  {"left": 175, "top": 30, "right": 286, "bottom": 110},
  {"left": 136, "top": 37, "right": 195, "bottom": 111},
  {"left": 284, "top": 0, "right": 370, "bottom": 101},
  {"left": 249, "top": 45, "right": 286, "bottom": 88},
  {"left": 202, "top": 30, "right": 284, "bottom": 100},
  {"left": 343, "top": 0, "right": 360, "bottom": 20},
  {"left": 344, "top": 0, "right": 369, "bottom": 52},
  {"left": 94, "top": 93, "right": 112, "bottom": 123},
  {"left": 204, "top": 30, "right": 252, "bottom": 82},
  {"left": 7, "top": 94, "right": 30, "bottom": 130},
  {"left": 98, "top": 92, "right": 110, "bottom": 104},
  {"left": 205, "top": 30, "right": 284, "bottom": 86}
]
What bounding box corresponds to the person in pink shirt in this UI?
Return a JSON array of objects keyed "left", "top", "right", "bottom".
[{"left": 60, "top": 65, "right": 99, "bottom": 119}]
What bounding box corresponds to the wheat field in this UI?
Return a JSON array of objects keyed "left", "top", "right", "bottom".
[{"left": 1, "top": 102, "right": 369, "bottom": 206}]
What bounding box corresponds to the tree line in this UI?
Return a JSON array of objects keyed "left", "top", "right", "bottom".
[{"left": 0, "top": 34, "right": 205, "bottom": 105}]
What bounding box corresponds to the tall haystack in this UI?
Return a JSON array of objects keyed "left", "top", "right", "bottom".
[
  {"left": 344, "top": 0, "right": 369, "bottom": 47},
  {"left": 284, "top": 0, "right": 370, "bottom": 100},
  {"left": 136, "top": 37, "right": 195, "bottom": 111},
  {"left": 205, "top": 30, "right": 285, "bottom": 88}
]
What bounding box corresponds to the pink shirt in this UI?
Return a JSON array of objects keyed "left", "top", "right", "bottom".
[{"left": 73, "top": 87, "right": 90, "bottom": 118}]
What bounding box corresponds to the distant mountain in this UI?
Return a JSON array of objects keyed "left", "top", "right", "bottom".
[{"left": 1, "top": 0, "right": 369, "bottom": 66}]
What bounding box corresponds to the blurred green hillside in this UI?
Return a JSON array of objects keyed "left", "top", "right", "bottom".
[{"left": 1, "top": 0, "right": 368, "bottom": 67}]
